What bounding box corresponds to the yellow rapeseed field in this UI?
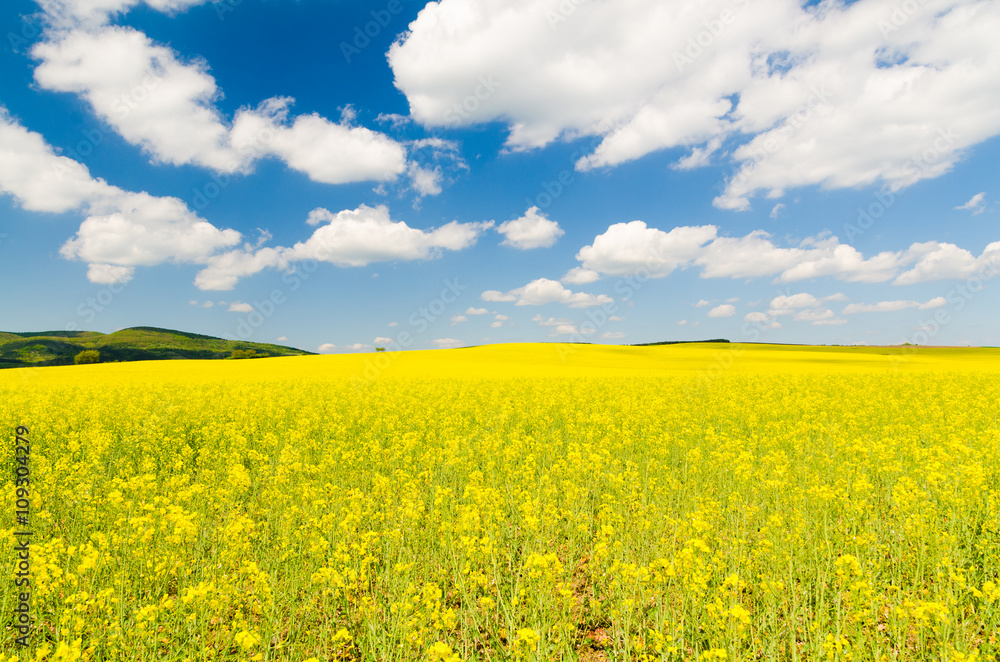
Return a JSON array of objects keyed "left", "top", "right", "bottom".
[{"left": 2, "top": 343, "right": 999, "bottom": 661}]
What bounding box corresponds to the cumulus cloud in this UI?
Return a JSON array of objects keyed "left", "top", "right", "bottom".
[
  {"left": 291, "top": 205, "right": 491, "bottom": 266},
  {"left": 576, "top": 222, "right": 717, "bottom": 278},
  {"left": 575, "top": 220, "right": 1000, "bottom": 287},
  {"left": 496, "top": 206, "right": 564, "bottom": 249},
  {"left": 407, "top": 162, "right": 443, "bottom": 196},
  {"left": 465, "top": 307, "right": 489, "bottom": 315},
  {"left": 232, "top": 98, "right": 409, "bottom": 184},
  {"left": 561, "top": 267, "right": 601, "bottom": 285},
  {"left": 0, "top": 110, "right": 241, "bottom": 284},
  {"left": 450, "top": 315, "right": 467, "bottom": 325},
  {"left": 33, "top": 28, "right": 408, "bottom": 182},
  {"left": 601, "top": 331, "right": 625, "bottom": 339},
  {"left": 86, "top": 263, "right": 134, "bottom": 284},
  {"left": 227, "top": 302, "right": 254, "bottom": 313},
  {"left": 483, "top": 278, "right": 612, "bottom": 308},
  {"left": 195, "top": 205, "right": 493, "bottom": 289},
  {"left": 390, "top": 0, "right": 1000, "bottom": 209},
  {"left": 432, "top": 338, "right": 463, "bottom": 348},
  {"left": 707, "top": 304, "right": 736, "bottom": 318}
]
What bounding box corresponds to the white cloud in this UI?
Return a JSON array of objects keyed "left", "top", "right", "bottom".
[
  {"left": 494, "top": 314, "right": 508, "bottom": 321},
  {"left": 601, "top": 331, "right": 625, "bottom": 339},
  {"left": 490, "top": 321, "right": 503, "bottom": 328},
  {"left": 678, "top": 320, "right": 687, "bottom": 326},
  {"left": 432, "top": 338, "right": 463, "bottom": 348},
  {"left": 227, "top": 302, "right": 254, "bottom": 313},
  {"left": 483, "top": 278, "right": 612, "bottom": 308},
  {"left": 496, "top": 206, "right": 564, "bottom": 249},
  {"left": 481, "top": 290, "right": 517, "bottom": 303},
  {"left": 291, "top": 205, "right": 492, "bottom": 266},
  {"left": 744, "top": 311, "right": 773, "bottom": 323},
  {"left": 195, "top": 205, "right": 493, "bottom": 290},
  {"left": 843, "top": 296, "right": 948, "bottom": 314},
  {"left": 407, "top": 162, "right": 443, "bottom": 197},
  {"left": 576, "top": 222, "right": 717, "bottom": 278},
  {"left": 87, "top": 263, "right": 134, "bottom": 284},
  {"left": 532, "top": 315, "right": 572, "bottom": 327},
  {"left": 277, "top": 336, "right": 287, "bottom": 341},
  {"left": 450, "top": 315, "right": 467, "bottom": 325},
  {"left": 707, "top": 304, "right": 736, "bottom": 318},
  {"left": 232, "top": 98, "right": 408, "bottom": 184},
  {"left": 561, "top": 267, "right": 601, "bottom": 285},
  {"left": 576, "top": 220, "right": 1000, "bottom": 287},
  {"left": 36, "top": 0, "right": 211, "bottom": 30},
  {"left": 770, "top": 203, "right": 786, "bottom": 219},
  {"left": 34, "top": 27, "right": 243, "bottom": 172},
  {"left": 545, "top": 323, "right": 594, "bottom": 337},
  {"left": 694, "top": 300, "right": 711, "bottom": 308},
  {"left": 465, "top": 307, "right": 489, "bottom": 315},
  {"left": 794, "top": 308, "right": 835, "bottom": 323},
  {"left": 390, "top": 0, "right": 1000, "bottom": 209},
  {"left": 33, "top": 28, "right": 408, "bottom": 183},
  {"left": 388, "top": 322, "right": 399, "bottom": 327},
  {"left": 0, "top": 110, "right": 241, "bottom": 284},
  {"left": 373, "top": 336, "right": 393, "bottom": 344},
  {"left": 769, "top": 293, "right": 823, "bottom": 312},
  {"left": 954, "top": 192, "right": 986, "bottom": 215},
  {"left": 812, "top": 318, "right": 848, "bottom": 326}
]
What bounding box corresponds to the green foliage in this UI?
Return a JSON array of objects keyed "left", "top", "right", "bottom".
[
  {"left": 74, "top": 349, "right": 100, "bottom": 365},
  {"left": 0, "top": 327, "right": 310, "bottom": 369},
  {"left": 230, "top": 349, "right": 267, "bottom": 360}
]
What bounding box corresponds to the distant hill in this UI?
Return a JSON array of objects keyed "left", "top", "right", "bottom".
[{"left": 0, "top": 326, "right": 313, "bottom": 369}]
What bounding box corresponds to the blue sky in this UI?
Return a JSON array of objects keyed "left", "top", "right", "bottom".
[{"left": 1, "top": 0, "right": 998, "bottom": 352}]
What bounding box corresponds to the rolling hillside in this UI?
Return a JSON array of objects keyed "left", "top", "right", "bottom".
[{"left": 0, "top": 326, "right": 312, "bottom": 369}]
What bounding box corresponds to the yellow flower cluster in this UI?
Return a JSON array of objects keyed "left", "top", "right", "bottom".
[{"left": 1, "top": 342, "right": 999, "bottom": 660}]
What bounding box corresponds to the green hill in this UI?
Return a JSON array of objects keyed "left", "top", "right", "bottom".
[{"left": 0, "top": 327, "right": 313, "bottom": 369}]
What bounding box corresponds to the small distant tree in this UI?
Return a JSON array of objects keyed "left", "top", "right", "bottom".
[
  {"left": 230, "top": 349, "right": 267, "bottom": 359},
  {"left": 375, "top": 347, "right": 386, "bottom": 353},
  {"left": 74, "top": 350, "right": 100, "bottom": 365}
]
